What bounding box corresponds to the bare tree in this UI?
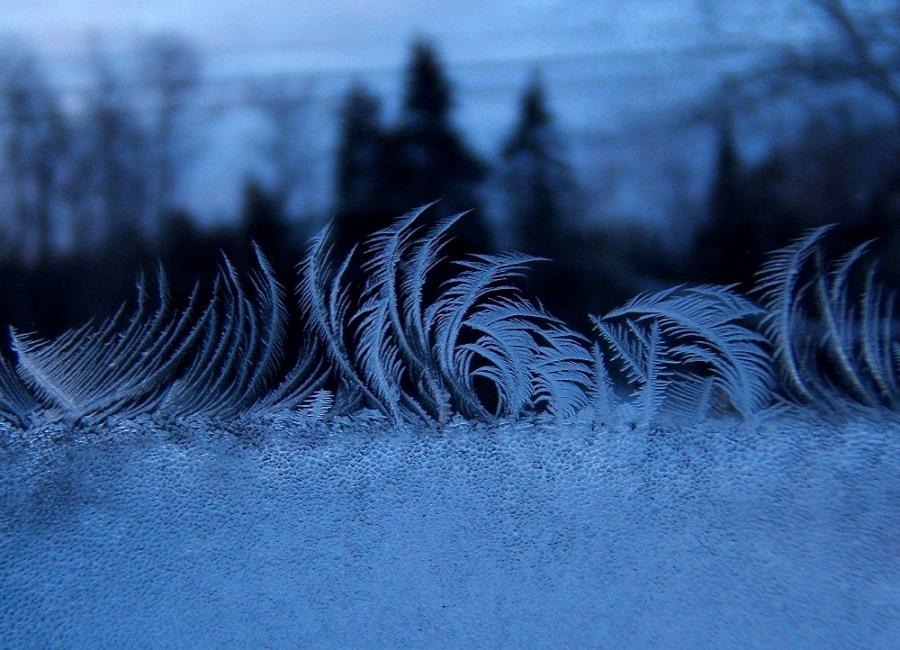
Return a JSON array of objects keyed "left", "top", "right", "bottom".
[
  {"left": 721, "top": 0, "right": 899, "bottom": 119},
  {"left": 802, "top": 0, "right": 900, "bottom": 113},
  {"left": 0, "top": 43, "right": 70, "bottom": 263},
  {"left": 137, "top": 33, "right": 202, "bottom": 237},
  {"left": 77, "top": 42, "right": 150, "bottom": 248},
  {"left": 251, "top": 75, "right": 314, "bottom": 216}
]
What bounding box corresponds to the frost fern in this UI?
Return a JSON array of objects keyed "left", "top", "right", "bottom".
[{"left": 1, "top": 206, "right": 897, "bottom": 430}]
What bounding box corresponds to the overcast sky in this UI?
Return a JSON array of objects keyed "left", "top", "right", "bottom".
[
  {"left": 0, "top": 0, "right": 830, "bottom": 227},
  {"left": 0, "top": 0, "right": 815, "bottom": 73}
]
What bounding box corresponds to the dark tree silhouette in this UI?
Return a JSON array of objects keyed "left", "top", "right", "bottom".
[
  {"left": 378, "top": 40, "right": 492, "bottom": 254},
  {"left": 238, "top": 177, "right": 303, "bottom": 277},
  {"left": 500, "top": 73, "right": 575, "bottom": 256},
  {"left": 80, "top": 43, "right": 150, "bottom": 249},
  {"left": 333, "top": 82, "right": 385, "bottom": 254},
  {"left": 242, "top": 179, "right": 287, "bottom": 246},
  {"left": 693, "top": 111, "right": 767, "bottom": 285},
  {"left": 692, "top": 105, "right": 900, "bottom": 286},
  {"left": 403, "top": 40, "right": 451, "bottom": 121},
  {"left": 138, "top": 33, "right": 202, "bottom": 238},
  {"left": 0, "top": 44, "right": 71, "bottom": 263},
  {"left": 702, "top": 112, "right": 747, "bottom": 273}
]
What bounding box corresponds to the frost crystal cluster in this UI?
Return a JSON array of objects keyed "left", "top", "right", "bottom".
[{"left": 1, "top": 205, "right": 898, "bottom": 647}]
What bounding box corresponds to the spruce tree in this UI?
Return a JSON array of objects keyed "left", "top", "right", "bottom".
[
  {"left": 695, "top": 111, "right": 801, "bottom": 284},
  {"left": 694, "top": 111, "right": 755, "bottom": 283},
  {"left": 333, "top": 82, "right": 384, "bottom": 253},
  {"left": 403, "top": 40, "right": 451, "bottom": 124},
  {"left": 380, "top": 40, "right": 491, "bottom": 253},
  {"left": 240, "top": 178, "right": 288, "bottom": 256},
  {"left": 500, "top": 73, "right": 574, "bottom": 255}
]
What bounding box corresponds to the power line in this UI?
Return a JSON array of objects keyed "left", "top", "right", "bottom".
[
  {"left": 9, "top": 39, "right": 780, "bottom": 94},
  {"left": 0, "top": 45, "right": 765, "bottom": 126},
  {"left": 0, "top": 33, "right": 866, "bottom": 132}
]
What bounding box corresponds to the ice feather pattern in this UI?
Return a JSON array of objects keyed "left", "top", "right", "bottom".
[
  {"left": 302, "top": 206, "right": 592, "bottom": 422},
  {"left": 753, "top": 225, "right": 833, "bottom": 403},
  {"left": 601, "top": 284, "right": 773, "bottom": 418},
  {"left": 754, "top": 226, "right": 899, "bottom": 409},
  {"left": 11, "top": 269, "right": 205, "bottom": 423},
  {"left": 0, "top": 352, "right": 35, "bottom": 427},
  {"left": 1, "top": 204, "right": 898, "bottom": 429}
]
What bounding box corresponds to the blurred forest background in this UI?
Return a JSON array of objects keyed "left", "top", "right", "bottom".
[{"left": 0, "top": 0, "right": 898, "bottom": 338}]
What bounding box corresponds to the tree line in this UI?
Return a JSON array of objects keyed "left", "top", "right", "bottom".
[
  {"left": 1, "top": 19, "right": 899, "bottom": 340},
  {"left": 0, "top": 37, "right": 590, "bottom": 333}
]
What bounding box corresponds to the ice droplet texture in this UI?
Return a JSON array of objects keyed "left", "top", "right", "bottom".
[{"left": 1, "top": 412, "right": 898, "bottom": 648}]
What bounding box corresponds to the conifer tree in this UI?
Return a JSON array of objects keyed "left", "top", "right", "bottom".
[
  {"left": 333, "top": 82, "right": 384, "bottom": 253},
  {"left": 696, "top": 110, "right": 806, "bottom": 284},
  {"left": 241, "top": 178, "right": 288, "bottom": 255},
  {"left": 500, "top": 73, "right": 574, "bottom": 255},
  {"left": 380, "top": 40, "right": 492, "bottom": 252},
  {"left": 694, "top": 111, "right": 756, "bottom": 283}
]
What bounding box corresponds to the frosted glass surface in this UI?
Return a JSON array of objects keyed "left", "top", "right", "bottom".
[{"left": 2, "top": 414, "right": 897, "bottom": 648}]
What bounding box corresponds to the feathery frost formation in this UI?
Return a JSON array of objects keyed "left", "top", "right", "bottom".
[
  {"left": 1, "top": 206, "right": 898, "bottom": 429},
  {"left": 2, "top": 208, "right": 899, "bottom": 647}
]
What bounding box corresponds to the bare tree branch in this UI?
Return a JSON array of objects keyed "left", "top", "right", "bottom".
[{"left": 811, "top": 0, "right": 900, "bottom": 111}]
